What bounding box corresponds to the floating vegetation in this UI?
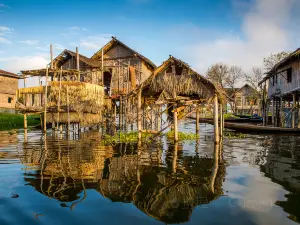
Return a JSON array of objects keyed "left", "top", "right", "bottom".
[
  {"left": 224, "top": 132, "right": 246, "bottom": 139},
  {"left": 223, "top": 114, "right": 239, "bottom": 119},
  {"left": 101, "top": 131, "right": 153, "bottom": 145},
  {"left": 0, "top": 113, "right": 40, "bottom": 131},
  {"left": 166, "top": 130, "right": 198, "bottom": 142}
]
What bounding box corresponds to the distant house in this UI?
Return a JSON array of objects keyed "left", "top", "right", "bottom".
[
  {"left": 227, "top": 84, "right": 260, "bottom": 115},
  {"left": 0, "top": 69, "right": 20, "bottom": 112}
]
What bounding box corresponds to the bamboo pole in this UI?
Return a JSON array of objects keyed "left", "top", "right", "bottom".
[
  {"left": 173, "top": 104, "right": 178, "bottom": 142},
  {"left": 196, "top": 107, "right": 200, "bottom": 134},
  {"left": 43, "top": 67, "right": 48, "bottom": 132},
  {"left": 272, "top": 97, "right": 275, "bottom": 125},
  {"left": 24, "top": 113, "right": 27, "bottom": 130},
  {"left": 137, "top": 88, "right": 142, "bottom": 139},
  {"left": 67, "top": 86, "right": 70, "bottom": 132},
  {"left": 220, "top": 103, "right": 223, "bottom": 137},
  {"left": 101, "top": 49, "right": 104, "bottom": 84},
  {"left": 76, "top": 47, "right": 80, "bottom": 81},
  {"left": 50, "top": 44, "right": 53, "bottom": 69},
  {"left": 56, "top": 66, "right": 62, "bottom": 130},
  {"left": 280, "top": 98, "right": 284, "bottom": 128},
  {"left": 214, "top": 94, "right": 219, "bottom": 144},
  {"left": 292, "top": 94, "right": 296, "bottom": 128},
  {"left": 298, "top": 97, "right": 300, "bottom": 129}
]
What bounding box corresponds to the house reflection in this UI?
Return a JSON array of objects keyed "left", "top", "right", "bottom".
[
  {"left": 21, "top": 131, "right": 225, "bottom": 224},
  {"left": 260, "top": 135, "right": 300, "bottom": 224}
]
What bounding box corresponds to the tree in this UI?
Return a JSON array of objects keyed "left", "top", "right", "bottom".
[
  {"left": 244, "top": 67, "right": 264, "bottom": 114},
  {"left": 207, "top": 63, "right": 244, "bottom": 113},
  {"left": 263, "top": 52, "right": 290, "bottom": 72},
  {"left": 206, "top": 63, "right": 229, "bottom": 88}
]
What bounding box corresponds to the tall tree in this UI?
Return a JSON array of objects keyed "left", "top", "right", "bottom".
[
  {"left": 206, "top": 63, "right": 229, "bottom": 88},
  {"left": 263, "top": 52, "right": 290, "bottom": 72}
]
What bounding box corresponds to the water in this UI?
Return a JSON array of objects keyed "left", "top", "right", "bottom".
[{"left": 0, "top": 119, "right": 300, "bottom": 225}]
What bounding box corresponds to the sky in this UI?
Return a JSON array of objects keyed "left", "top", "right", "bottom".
[{"left": 0, "top": 0, "right": 300, "bottom": 82}]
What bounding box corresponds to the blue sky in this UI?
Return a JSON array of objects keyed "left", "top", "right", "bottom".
[{"left": 0, "top": 0, "right": 299, "bottom": 77}]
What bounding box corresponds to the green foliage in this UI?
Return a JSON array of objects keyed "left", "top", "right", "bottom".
[
  {"left": 0, "top": 113, "right": 40, "bottom": 131},
  {"left": 224, "top": 132, "right": 246, "bottom": 139},
  {"left": 166, "top": 130, "right": 198, "bottom": 142},
  {"left": 223, "top": 113, "right": 239, "bottom": 119},
  {"left": 101, "top": 131, "right": 153, "bottom": 145}
]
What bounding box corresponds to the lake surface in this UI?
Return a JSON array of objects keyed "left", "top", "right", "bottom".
[{"left": 0, "top": 119, "right": 300, "bottom": 225}]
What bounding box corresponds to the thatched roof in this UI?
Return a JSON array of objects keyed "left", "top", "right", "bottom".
[
  {"left": 54, "top": 49, "right": 102, "bottom": 67},
  {"left": 91, "top": 37, "right": 156, "bottom": 70},
  {"left": 0, "top": 69, "right": 20, "bottom": 79},
  {"left": 141, "top": 55, "right": 221, "bottom": 101}
]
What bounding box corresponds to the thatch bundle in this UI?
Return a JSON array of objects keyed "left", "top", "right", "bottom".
[{"left": 49, "top": 81, "right": 104, "bottom": 114}]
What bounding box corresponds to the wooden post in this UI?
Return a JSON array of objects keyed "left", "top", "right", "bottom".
[
  {"left": 24, "top": 113, "right": 27, "bottom": 130},
  {"left": 23, "top": 76, "right": 26, "bottom": 88},
  {"left": 173, "top": 104, "right": 178, "bottom": 142},
  {"left": 196, "top": 107, "right": 200, "bottom": 134},
  {"left": 219, "top": 103, "right": 223, "bottom": 137},
  {"left": 57, "top": 66, "right": 62, "bottom": 129},
  {"left": 298, "top": 97, "right": 300, "bottom": 128},
  {"left": 214, "top": 94, "right": 220, "bottom": 144},
  {"left": 67, "top": 86, "right": 70, "bottom": 132},
  {"left": 292, "top": 94, "right": 296, "bottom": 128},
  {"left": 280, "top": 98, "right": 284, "bottom": 128},
  {"left": 172, "top": 142, "right": 178, "bottom": 173},
  {"left": 50, "top": 44, "right": 53, "bottom": 69},
  {"left": 101, "top": 49, "right": 104, "bottom": 84},
  {"left": 137, "top": 88, "right": 142, "bottom": 139},
  {"left": 272, "top": 97, "right": 275, "bottom": 126},
  {"left": 76, "top": 47, "right": 80, "bottom": 81},
  {"left": 43, "top": 67, "right": 48, "bottom": 132}
]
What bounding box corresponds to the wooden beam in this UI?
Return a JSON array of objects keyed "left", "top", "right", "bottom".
[{"left": 292, "top": 94, "right": 296, "bottom": 128}]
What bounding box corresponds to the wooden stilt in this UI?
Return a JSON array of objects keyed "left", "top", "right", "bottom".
[
  {"left": 137, "top": 88, "right": 142, "bottom": 139},
  {"left": 219, "top": 103, "right": 223, "bottom": 137},
  {"left": 43, "top": 67, "right": 48, "bottom": 132},
  {"left": 173, "top": 104, "right": 178, "bottom": 142},
  {"left": 56, "top": 66, "right": 62, "bottom": 129},
  {"left": 172, "top": 142, "right": 178, "bottom": 173},
  {"left": 24, "top": 113, "right": 27, "bottom": 130},
  {"left": 76, "top": 47, "right": 80, "bottom": 81},
  {"left": 67, "top": 86, "right": 70, "bottom": 132},
  {"left": 214, "top": 94, "right": 219, "bottom": 144},
  {"left": 59, "top": 124, "right": 63, "bottom": 133},
  {"left": 280, "top": 98, "right": 283, "bottom": 127},
  {"left": 196, "top": 107, "right": 200, "bottom": 134},
  {"left": 272, "top": 97, "right": 275, "bottom": 126},
  {"left": 292, "top": 94, "right": 296, "bottom": 128},
  {"left": 298, "top": 97, "right": 300, "bottom": 128}
]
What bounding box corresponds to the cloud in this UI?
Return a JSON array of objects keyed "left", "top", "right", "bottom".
[
  {"left": 19, "top": 40, "right": 39, "bottom": 45},
  {"left": 0, "top": 26, "right": 14, "bottom": 36},
  {"left": 1, "top": 55, "right": 48, "bottom": 73},
  {"left": 0, "top": 4, "right": 8, "bottom": 7},
  {"left": 183, "top": 0, "right": 299, "bottom": 74},
  {"left": 79, "top": 35, "right": 111, "bottom": 50},
  {"left": 64, "top": 26, "right": 88, "bottom": 36},
  {"left": 0, "top": 36, "right": 11, "bottom": 44}
]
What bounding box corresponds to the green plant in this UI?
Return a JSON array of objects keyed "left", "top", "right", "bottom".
[{"left": 166, "top": 130, "right": 198, "bottom": 142}]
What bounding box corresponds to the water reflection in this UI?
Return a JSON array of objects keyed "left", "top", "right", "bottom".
[
  {"left": 260, "top": 135, "right": 300, "bottom": 223},
  {"left": 21, "top": 131, "right": 225, "bottom": 224}
]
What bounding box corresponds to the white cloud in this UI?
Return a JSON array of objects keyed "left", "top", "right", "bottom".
[
  {"left": 79, "top": 35, "right": 111, "bottom": 50},
  {"left": 184, "top": 0, "right": 299, "bottom": 74},
  {"left": 0, "top": 36, "right": 11, "bottom": 44},
  {"left": 1, "top": 55, "right": 48, "bottom": 73},
  {"left": 64, "top": 26, "right": 88, "bottom": 36},
  {"left": 0, "top": 26, "right": 14, "bottom": 36},
  {"left": 0, "top": 4, "right": 8, "bottom": 8},
  {"left": 19, "top": 40, "right": 39, "bottom": 45}
]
